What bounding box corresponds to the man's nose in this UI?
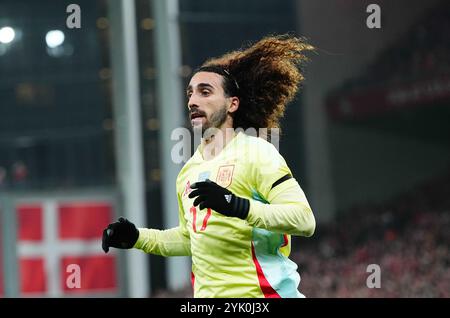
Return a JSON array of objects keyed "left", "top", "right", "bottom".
[{"left": 188, "top": 96, "right": 198, "bottom": 111}]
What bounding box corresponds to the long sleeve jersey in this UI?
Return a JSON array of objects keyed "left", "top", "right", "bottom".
[{"left": 134, "top": 132, "right": 315, "bottom": 298}]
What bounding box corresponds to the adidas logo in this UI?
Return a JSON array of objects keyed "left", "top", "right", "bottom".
[{"left": 224, "top": 194, "right": 232, "bottom": 203}]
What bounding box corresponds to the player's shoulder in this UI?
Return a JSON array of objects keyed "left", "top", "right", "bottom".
[
  {"left": 239, "top": 132, "right": 281, "bottom": 156},
  {"left": 234, "top": 132, "right": 286, "bottom": 171}
]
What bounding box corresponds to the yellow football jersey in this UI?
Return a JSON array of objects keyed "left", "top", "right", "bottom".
[{"left": 134, "top": 132, "right": 315, "bottom": 298}]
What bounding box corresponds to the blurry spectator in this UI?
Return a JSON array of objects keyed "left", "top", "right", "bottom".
[
  {"left": 0, "top": 166, "right": 6, "bottom": 188},
  {"left": 12, "top": 161, "right": 28, "bottom": 185}
]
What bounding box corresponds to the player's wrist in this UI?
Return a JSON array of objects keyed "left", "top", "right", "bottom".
[{"left": 231, "top": 195, "right": 250, "bottom": 220}]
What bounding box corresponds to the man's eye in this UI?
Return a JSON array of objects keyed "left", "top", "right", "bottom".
[
  {"left": 201, "top": 90, "right": 210, "bottom": 96},
  {"left": 187, "top": 92, "right": 192, "bottom": 98}
]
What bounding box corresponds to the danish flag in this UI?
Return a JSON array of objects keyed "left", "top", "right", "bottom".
[{"left": 15, "top": 200, "right": 118, "bottom": 296}]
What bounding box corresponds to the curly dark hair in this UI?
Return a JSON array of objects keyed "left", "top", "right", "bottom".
[{"left": 197, "top": 34, "right": 314, "bottom": 131}]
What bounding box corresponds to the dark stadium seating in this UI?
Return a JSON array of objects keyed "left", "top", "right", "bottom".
[{"left": 296, "top": 169, "right": 450, "bottom": 297}]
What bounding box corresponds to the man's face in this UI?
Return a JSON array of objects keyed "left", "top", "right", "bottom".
[{"left": 186, "top": 72, "right": 229, "bottom": 133}]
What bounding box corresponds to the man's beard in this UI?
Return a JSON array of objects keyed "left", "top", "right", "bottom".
[{"left": 192, "top": 106, "right": 228, "bottom": 136}]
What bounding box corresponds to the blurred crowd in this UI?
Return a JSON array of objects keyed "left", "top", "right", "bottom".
[
  {"left": 296, "top": 169, "right": 450, "bottom": 297},
  {"left": 152, "top": 169, "right": 450, "bottom": 298},
  {"left": 341, "top": 1, "right": 450, "bottom": 92}
]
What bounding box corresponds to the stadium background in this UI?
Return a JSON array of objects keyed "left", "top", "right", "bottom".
[{"left": 0, "top": 0, "right": 448, "bottom": 297}]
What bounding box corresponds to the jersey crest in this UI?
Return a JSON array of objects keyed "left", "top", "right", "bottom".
[{"left": 216, "top": 164, "right": 234, "bottom": 188}]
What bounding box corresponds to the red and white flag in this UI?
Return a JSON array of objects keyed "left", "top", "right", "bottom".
[{"left": 17, "top": 200, "right": 118, "bottom": 296}]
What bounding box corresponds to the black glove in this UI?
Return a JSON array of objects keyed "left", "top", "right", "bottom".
[
  {"left": 188, "top": 179, "right": 250, "bottom": 220},
  {"left": 102, "top": 217, "right": 139, "bottom": 253}
]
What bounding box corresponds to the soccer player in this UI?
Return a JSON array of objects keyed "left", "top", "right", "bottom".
[{"left": 102, "top": 35, "right": 316, "bottom": 298}]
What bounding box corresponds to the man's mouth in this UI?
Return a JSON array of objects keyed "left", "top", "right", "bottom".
[
  {"left": 190, "top": 112, "right": 206, "bottom": 124},
  {"left": 190, "top": 113, "right": 204, "bottom": 119}
]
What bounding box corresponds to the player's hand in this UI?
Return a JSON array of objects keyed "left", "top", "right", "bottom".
[
  {"left": 188, "top": 179, "right": 250, "bottom": 220},
  {"left": 102, "top": 217, "right": 139, "bottom": 253}
]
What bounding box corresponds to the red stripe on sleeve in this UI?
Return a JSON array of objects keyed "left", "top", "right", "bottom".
[
  {"left": 280, "top": 234, "right": 289, "bottom": 247},
  {"left": 251, "top": 243, "right": 281, "bottom": 298}
]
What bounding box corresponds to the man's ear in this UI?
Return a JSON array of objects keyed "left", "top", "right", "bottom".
[{"left": 228, "top": 96, "right": 240, "bottom": 114}]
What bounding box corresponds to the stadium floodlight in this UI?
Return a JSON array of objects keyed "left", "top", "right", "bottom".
[
  {"left": 0, "top": 26, "right": 15, "bottom": 44},
  {"left": 45, "top": 30, "right": 65, "bottom": 48}
]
